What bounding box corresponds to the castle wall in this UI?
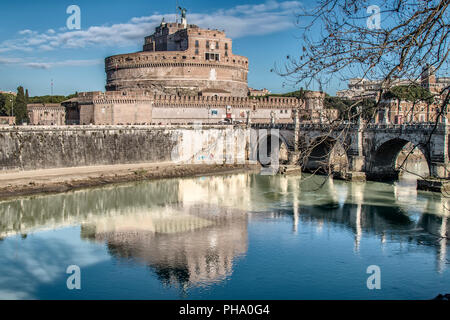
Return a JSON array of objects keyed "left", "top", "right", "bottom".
[
  {"left": 105, "top": 56, "right": 248, "bottom": 96},
  {"left": 27, "top": 104, "right": 66, "bottom": 126},
  {"left": 80, "top": 105, "right": 94, "bottom": 125},
  {"left": 73, "top": 92, "right": 301, "bottom": 125}
]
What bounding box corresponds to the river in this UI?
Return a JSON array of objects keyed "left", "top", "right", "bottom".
[{"left": 0, "top": 172, "right": 448, "bottom": 299}]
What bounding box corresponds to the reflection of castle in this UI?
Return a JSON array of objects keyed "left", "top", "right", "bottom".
[
  {"left": 0, "top": 174, "right": 252, "bottom": 288},
  {"left": 81, "top": 205, "right": 248, "bottom": 287},
  {"left": 78, "top": 176, "right": 253, "bottom": 288}
]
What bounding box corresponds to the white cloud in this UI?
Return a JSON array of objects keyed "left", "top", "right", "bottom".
[
  {"left": 18, "top": 29, "right": 35, "bottom": 35},
  {"left": 0, "top": 1, "right": 301, "bottom": 53},
  {"left": 0, "top": 56, "right": 102, "bottom": 69},
  {"left": 0, "top": 230, "right": 109, "bottom": 300}
]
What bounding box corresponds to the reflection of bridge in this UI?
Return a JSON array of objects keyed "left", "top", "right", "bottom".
[
  {"left": 251, "top": 174, "right": 450, "bottom": 273},
  {"left": 252, "top": 121, "right": 449, "bottom": 181}
]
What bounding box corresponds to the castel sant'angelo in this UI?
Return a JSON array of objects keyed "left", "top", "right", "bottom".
[{"left": 64, "top": 8, "right": 330, "bottom": 125}]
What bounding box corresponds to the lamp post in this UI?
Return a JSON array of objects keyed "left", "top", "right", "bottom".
[{"left": 9, "top": 98, "right": 13, "bottom": 117}]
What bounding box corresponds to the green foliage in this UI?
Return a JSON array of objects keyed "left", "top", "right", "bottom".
[
  {"left": 28, "top": 95, "right": 70, "bottom": 104},
  {"left": 27, "top": 92, "right": 77, "bottom": 104},
  {"left": 324, "top": 95, "right": 352, "bottom": 111},
  {"left": 249, "top": 88, "right": 310, "bottom": 99},
  {"left": 383, "top": 85, "right": 433, "bottom": 103},
  {"left": 0, "top": 93, "right": 15, "bottom": 117},
  {"left": 1, "top": 88, "right": 77, "bottom": 123},
  {"left": 14, "top": 86, "right": 29, "bottom": 124},
  {"left": 271, "top": 88, "right": 309, "bottom": 99},
  {"left": 359, "top": 99, "right": 378, "bottom": 121},
  {"left": 324, "top": 95, "right": 377, "bottom": 121}
]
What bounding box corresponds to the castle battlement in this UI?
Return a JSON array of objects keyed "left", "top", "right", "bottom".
[{"left": 75, "top": 91, "right": 300, "bottom": 107}]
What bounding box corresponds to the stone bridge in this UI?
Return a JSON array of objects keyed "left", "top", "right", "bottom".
[
  {"left": 251, "top": 122, "right": 449, "bottom": 181},
  {"left": 0, "top": 122, "right": 448, "bottom": 184}
]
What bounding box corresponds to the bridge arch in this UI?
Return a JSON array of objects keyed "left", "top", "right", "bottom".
[
  {"left": 251, "top": 130, "right": 291, "bottom": 167},
  {"left": 303, "top": 136, "right": 349, "bottom": 174},
  {"left": 367, "top": 138, "right": 431, "bottom": 180}
]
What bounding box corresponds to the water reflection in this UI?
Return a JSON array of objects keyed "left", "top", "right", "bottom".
[
  {"left": 0, "top": 172, "right": 449, "bottom": 297},
  {"left": 80, "top": 205, "right": 248, "bottom": 289}
]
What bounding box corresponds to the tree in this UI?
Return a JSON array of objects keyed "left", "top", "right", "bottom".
[
  {"left": 14, "top": 86, "right": 29, "bottom": 124},
  {"left": 276, "top": 0, "right": 450, "bottom": 182},
  {"left": 28, "top": 94, "right": 76, "bottom": 104},
  {"left": 383, "top": 85, "right": 434, "bottom": 103},
  {"left": 0, "top": 94, "right": 6, "bottom": 116},
  {"left": 279, "top": 0, "right": 449, "bottom": 95},
  {"left": 0, "top": 93, "right": 15, "bottom": 117}
]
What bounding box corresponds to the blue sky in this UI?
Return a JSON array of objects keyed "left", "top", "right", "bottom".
[{"left": 0, "top": 0, "right": 338, "bottom": 96}]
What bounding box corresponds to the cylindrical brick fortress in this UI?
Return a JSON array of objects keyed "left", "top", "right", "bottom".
[{"left": 105, "top": 22, "right": 249, "bottom": 97}]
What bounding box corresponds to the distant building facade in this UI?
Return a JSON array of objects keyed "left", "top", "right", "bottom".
[
  {"left": 375, "top": 95, "right": 449, "bottom": 125},
  {"left": 27, "top": 103, "right": 66, "bottom": 126},
  {"left": 248, "top": 88, "right": 270, "bottom": 97},
  {"left": 0, "top": 117, "right": 15, "bottom": 125},
  {"left": 0, "top": 91, "right": 17, "bottom": 96},
  {"left": 335, "top": 66, "right": 449, "bottom": 124},
  {"left": 337, "top": 66, "right": 450, "bottom": 100}
]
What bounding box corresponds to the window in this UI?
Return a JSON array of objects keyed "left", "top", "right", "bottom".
[
  {"left": 225, "top": 51, "right": 228, "bottom": 57},
  {"left": 206, "top": 40, "right": 210, "bottom": 48},
  {"left": 195, "top": 40, "right": 199, "bottom": 48},
  {"left": 225, "top": 43, "right": 228, "bottom": 50},
  {"left": 195, "top": 49, "right": 199, "bottom": 55},
  {"left": 205, "top": 53, "right": 220, "bottom": 61},
  {"left": 216, "top": 41, "right": 219, "bottom": 49}
]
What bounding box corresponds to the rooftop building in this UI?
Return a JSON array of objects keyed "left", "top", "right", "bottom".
[{"left": 337, "top": 66, "right": 449, "bottom": 100}]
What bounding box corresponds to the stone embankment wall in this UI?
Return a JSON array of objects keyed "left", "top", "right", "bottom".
[{"left": 0, "top": 125, "right": 251, "bottom": 171}]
